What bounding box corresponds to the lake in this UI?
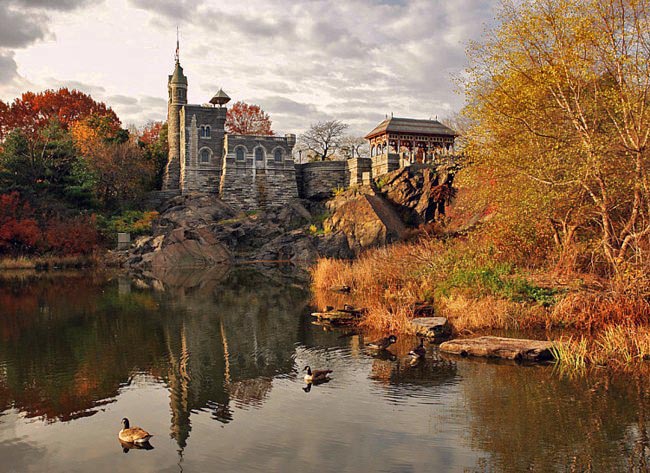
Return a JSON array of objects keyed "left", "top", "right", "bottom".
[{"left": 0, "top": 267, "right": 648, "bottom": 472}]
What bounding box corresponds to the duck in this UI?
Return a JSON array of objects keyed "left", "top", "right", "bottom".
[
  {"left": 118, "top": 418, "right": 152, "bottom": 444},
  {"left": 408, "top": 338, "right": 426, "bottom": 362},
  {"left": 366, "top": 334, "right": 397, "bottom": 351},
  {"left": 303, "top": 366, "right": 332, "bottom": 383}
]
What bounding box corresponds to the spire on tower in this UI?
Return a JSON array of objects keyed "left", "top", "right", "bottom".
[{"left": 175, "top": 26, "right": 180, "bottom": 63}]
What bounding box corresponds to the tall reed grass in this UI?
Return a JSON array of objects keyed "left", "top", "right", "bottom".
[{"left": 311, "top": 236, "right": 650, "bottom": 370}]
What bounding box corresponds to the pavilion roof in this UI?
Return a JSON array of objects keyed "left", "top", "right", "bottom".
[{"left": 365, "top": 117, "right": 457, "bottom": 140}]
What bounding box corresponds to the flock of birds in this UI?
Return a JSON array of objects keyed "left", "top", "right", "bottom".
[{"left": 118, "top": 333, "right": 428, "bottom": 450}]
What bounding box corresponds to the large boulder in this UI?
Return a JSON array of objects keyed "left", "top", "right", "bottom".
[
  {"left": 324, "top": 194, "right": 405, "bottom": 255},
  {"left": 130, "top": 226, "right": 231, "bottom": 269},
  {"left": 379, "top": 166, "right": 455, "bottom": 225}
]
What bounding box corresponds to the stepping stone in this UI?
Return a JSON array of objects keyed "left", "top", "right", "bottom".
[
  {"left": 439, "top": 336, "right": 554, "bottom": 362},
  {"left": 411, "top": 317, "right": 451, "bottom": 339}
]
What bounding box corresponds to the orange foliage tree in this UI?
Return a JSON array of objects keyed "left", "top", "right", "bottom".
[
  {"left": 226, "top": 101, "right": 274, "bottom": 135},
  {"left": 0, "top": 192, "right": 40, "bottom": 254},
  {"left": 0, "top": 88, "right": 120, "bottom": 140}
]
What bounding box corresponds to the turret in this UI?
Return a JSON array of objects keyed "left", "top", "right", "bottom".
[{"left": 162, "top": 38, "right": 188, "bottom": 191}]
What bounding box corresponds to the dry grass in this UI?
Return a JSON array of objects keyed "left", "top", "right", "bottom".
[
  {"left": 552, "top": 327, "right": 650, "bottom": 372},
  {"left": 551, "top": 291, "right": 650, "bottom": 330},
  {"left": 0, "top": 254, "right": 100, "bottom": 270},
  {"left": 311, "top": 236, "right": 650, "bottom": 370}
]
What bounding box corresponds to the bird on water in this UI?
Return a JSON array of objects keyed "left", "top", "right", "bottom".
[
  {"left": 366, "top": 334, "right": 397, "bottom": 351},
  {"left": 118, "top": 418, "right": 153, "bottom": 444},
  {"left": 303, "top": 366, "right": 332, "bottom": 383}
]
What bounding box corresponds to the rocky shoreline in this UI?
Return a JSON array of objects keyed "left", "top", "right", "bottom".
[{"left": 120, "top": 165, "right": 457, "bottom": 271}]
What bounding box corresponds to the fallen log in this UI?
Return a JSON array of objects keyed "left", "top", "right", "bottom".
[{"left": 439, "top": 336, "right": 554, "bottom": 362}]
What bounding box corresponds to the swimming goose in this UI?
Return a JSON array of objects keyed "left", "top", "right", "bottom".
[
  {"left": 303, "top": 366, "right": 332, "bottom": 383},
  {"left": 409, "top": 338, "right": 426, "bottom": 361},
  {"left": 118, "top": 418, "right": 152, "bottom": 444},
  {"left": 366, "top": 334, "right": 397, "bottom": 351}
]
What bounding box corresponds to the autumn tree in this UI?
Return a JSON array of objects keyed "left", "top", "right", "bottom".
[
  {"left": 226, "top": 101, "right": 274, "bottom": 135},
  {"left": 299, "top": 120, "right": 349, "bottom": 161},
  {"left": 0, "top": 88, "right": 120, "bottom": 140},
  {"left": 464, "top": 0, "right": 650, "bottom": 272},
  {"left": 137, "top": 121, "right": 168, "bottom": 190}
]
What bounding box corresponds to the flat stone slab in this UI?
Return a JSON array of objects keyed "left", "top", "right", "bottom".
[
  {"left": 411, "top": 317, "right": 451, "bottom": 339},
  {"left": 439, "top": 336, "right": 554, "bottom": 362},
  {"left": 311, "top": 310, "right": 359, "bottom": 325}
]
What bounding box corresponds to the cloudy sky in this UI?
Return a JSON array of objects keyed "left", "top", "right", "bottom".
[{"left": 0, "top": 0, "right": 498, "bottom": 135}]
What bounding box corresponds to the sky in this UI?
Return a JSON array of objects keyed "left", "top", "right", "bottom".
[{"left": 0, "top": 0, "right": 498, "bottom": 135}]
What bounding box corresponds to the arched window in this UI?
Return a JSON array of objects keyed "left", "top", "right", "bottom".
[
  {"left": 200, "top": 125, "right": 211, "bottom": 138},
  {"left": 255, "top": 147, "right": 265, "bottom": 161},
  {"left": 235, "top": 147, "right": 245, "bottom": 161},
  {"left": 200, "top": 148, "right": 210, "bottom": 163},
  {"left": 274, "top": 148, "right": 283, "bottom": 162},
  {"left": 370, "top": 145, "right": 375, "bottom": 157}
]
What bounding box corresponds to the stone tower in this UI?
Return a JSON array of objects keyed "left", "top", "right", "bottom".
[{"left": 163, "top": 41, "right": 187, "bottom": 190}]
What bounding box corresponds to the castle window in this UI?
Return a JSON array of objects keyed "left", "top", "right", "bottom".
[
  {"left": 274, "top": 149, "right": 283, "bottom": 162},
  {"left": 255, "top": 147, "right": 265, "bottom": 161},
  {"left": 200, "top": 125, "right": 211, "bottom": 138},
  {"left": 200, "top": 148, "right": 210, "bottom": 163},
  {"left": 235, "top": 147, "right": 245, "bottom": 161}
]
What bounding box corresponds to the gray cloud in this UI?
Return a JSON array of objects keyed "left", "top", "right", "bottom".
[
  {"left": 107, "top": 94, "right": 138, "bottom": 105},
  {"left": 0, "top": 6, "right": 48, "bottom": 48},
  {"left": 128, "top": 0, "right": 197, "bottom": 21},
  {"left": 11, "top": 0, "right": 103, "bottom": 11},
  {"left": 48, "top": 78, "right": 106, "bottom": 95},
  {"left": 0, "top": 51, "right": 19, "bottom": 83},
  {"left": 0, "top": 0, "right": 102, "bottom": 49}
]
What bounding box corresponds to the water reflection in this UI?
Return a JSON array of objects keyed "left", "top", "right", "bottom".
[{"left": 0, "top": 268, "right": 649, "bottom": 472}]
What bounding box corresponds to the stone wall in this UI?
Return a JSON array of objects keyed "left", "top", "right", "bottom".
[
  {"left": 295, "top": 161, "right": 349, "bottom": 199},
  {"left": 219, "top": 134, "right": 298, "bottom": 211},
  {"left": 180, "top": 105, "right": 226, "bottom": 193},
  {"left": 347, "top": 157, "right": 372, "bottom": 186},
  {"left": 372, "top": 153, "right": 400, "bottom": 177}
]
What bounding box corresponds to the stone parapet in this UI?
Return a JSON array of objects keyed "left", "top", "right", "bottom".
[
  {"left": 347, "top": 157, "right": 372, "bottom": 186},
  {"left": 372, "top": 153, "right": 400, "bottom": 177},
  {"left": 295, "top": 161, "right": 349, "bottom": 199}
]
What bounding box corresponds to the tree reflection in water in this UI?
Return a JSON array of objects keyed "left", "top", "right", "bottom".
[
  {"left": 1, "top": 267, "right": 649, "bottom": 472},
  {"left": 0, "top": 266, "right": 310, "bottom": 451}
]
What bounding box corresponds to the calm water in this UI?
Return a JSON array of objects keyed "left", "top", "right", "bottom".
[{"left": 0, "top": 267, "right": 649, "bottom": 473}]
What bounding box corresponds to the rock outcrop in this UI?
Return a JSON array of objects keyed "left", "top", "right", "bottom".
[
  {"left": 125, "top": 164, "right": 457, "bottom": 268},
  {"left": 378, "top": 165, "right": 456, "bottom": 225},
  {"left": 324, "top": 193, "right": 405, "bottom": 254}
]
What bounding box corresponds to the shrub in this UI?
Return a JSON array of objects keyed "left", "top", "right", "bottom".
[
  {"left": 0, "top": 192, "right": 40, "bottom": 254},
  {"left": 97, "top": 210, "right": 158, "bottom": 241},
  {"left": 42, "top": 215, "right": 98, "bottom": 255}
]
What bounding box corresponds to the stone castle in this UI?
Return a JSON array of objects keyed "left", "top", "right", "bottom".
[{"left": 162, "top": 49, "right": 458, "bottom": 211}]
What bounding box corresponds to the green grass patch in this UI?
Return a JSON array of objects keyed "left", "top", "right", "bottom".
[{"left": 436, "top": 263, "right": 559, "bottom": 305}]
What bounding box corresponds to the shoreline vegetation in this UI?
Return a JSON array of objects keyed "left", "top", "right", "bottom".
[
  {"left": 311, "top": 237, "right": 650, "bottom": 373},
  {"left": 0, "top": 253, "right": 105, "bottom": 270}
]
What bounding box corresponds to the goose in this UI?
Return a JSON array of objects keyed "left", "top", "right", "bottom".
[
  {"left": 409, "top": 338, "right": 426, "bottom": 361},
  {"left": 366, "top": 334, "right": 397, "bottom": 351},
  {"left": 118, "top": 418, "right": 152, "bottom": 444},
  {"left": 303, "top": 366, "right": 332, "bottom": 383}
]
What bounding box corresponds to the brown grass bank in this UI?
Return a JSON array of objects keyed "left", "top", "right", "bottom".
[{"left": 311, "top": 237, "right": 650, "bottom": 371}]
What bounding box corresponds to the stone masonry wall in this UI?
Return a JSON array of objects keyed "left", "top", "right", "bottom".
[
  {"left": 219, "top": 134, "right": 298, "bottom": 211},
  {"left": 295, "top": 161, "right": 349, "bottom": 199},
  {"left": 180, "top": 105, "right": 226, "bottom": 193},
  {"left": 347, "top": 157, "right": 372, "bottom": 186},
  {"left": 372, "top": 153, "right": 400, "bottom": 177}
]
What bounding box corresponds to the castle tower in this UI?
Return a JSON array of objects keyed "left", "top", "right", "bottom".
[{"left": 163, "top": 37, "right": 188, "bottom": 190}]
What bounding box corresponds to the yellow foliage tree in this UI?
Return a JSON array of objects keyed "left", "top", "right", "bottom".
[{"left": 464, "top": 0, "right": 650, "bottom": 273}]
